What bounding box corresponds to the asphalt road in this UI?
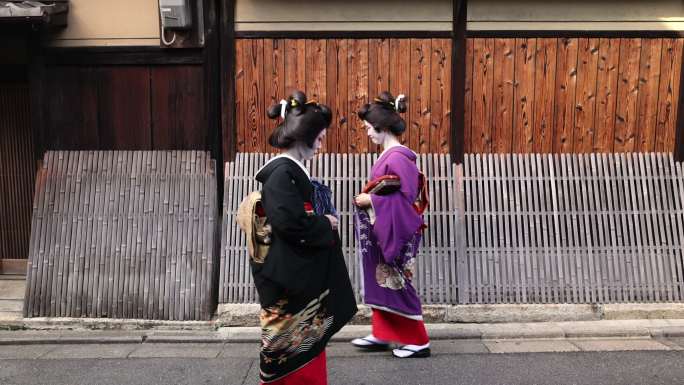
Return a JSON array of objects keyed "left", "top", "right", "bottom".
[{"left": 1, "top": 341, "right": 684, "bottom": 385}]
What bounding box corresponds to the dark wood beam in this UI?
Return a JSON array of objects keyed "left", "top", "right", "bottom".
[
  {"left": 41, "top": 47, "right": 205, "bottom": 66},
  {"left": 451, "top": 0, "right": 467, "bottom": 164},
  {"left": 220, "top": 0, "right": 236, "bottom": 162},
  {"left": 467, "top": 30, "right": 684, "bottom": 38},
  {"left": 235, "top": 30, "right": 451, "bottom": 39},
  {"left": 675, "top": 47, "right": 684, "bottom": 162}
]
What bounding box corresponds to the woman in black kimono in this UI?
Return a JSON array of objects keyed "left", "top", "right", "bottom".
[{"left": 253, "top": 91, "right": 357, "bottom": 384}]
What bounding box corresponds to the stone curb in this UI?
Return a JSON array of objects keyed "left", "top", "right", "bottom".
[
  {"left": 3, "top": 303, "right": 684, "bottom": 335},
  {"left": 0, "top": 317, "right": 215, "bottom": 331},
  {"left": 0, "top": 335, "right": 144, "bottom": 345},
  {"left": 1, "top": 321, "right": 683, "bottom": 345},
  {"left": 215, "top": 303, "right": 684, "bottom": 326}
]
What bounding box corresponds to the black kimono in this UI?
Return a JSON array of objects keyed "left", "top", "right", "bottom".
[{"left": 253, "top": 156, "right": 357, "bottom": 383}]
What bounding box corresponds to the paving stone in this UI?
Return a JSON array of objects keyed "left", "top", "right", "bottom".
[
  {"left": 145, "top": 333, "right": 222, "bottom": 343},
  {"left": 0, "top": 344, "right": 58, "bottom": 359},
  {"left": 0, "top": 300, "right": 23, "bottom": 312},
  {"left": 484, "top": 339, "right": 579, "bottom": 354},
  {"left": 571, "top": 338, "right": 671, "bottom": 352},
  {"left": 426, "top": 324, "right": 483, "bottom": 340},
  {"left": 559, "top": 320, "right": 651, "bottom": 338},
  {"left": 430, "top": 339, "right": 490, "bottom": 354},
  {"left": 480, "top": 323, "right": 565, "bottom": 339},
  {"left": 41, "top": 344, "right": 138, "bottom": 359},
  {"left": 649, "top": 326, "right": 684, "bottom": 338},
  {"left": 664, "top": 337, "right": 684, "bottom": 350},
  {"left": 0, "top": 280, "right": 26, "bottom": 300},
  {"left": 220, "top": 343, "right": 262, "bottom": 358},
  {"left": 216, "top": 327, "right": 261, "bottom": 342},
  {"left": 128, "top": 343, "right": 222, "bottom": 358},
  {"left": 653, "top": 338, "right": 684, "bottom": 351}
]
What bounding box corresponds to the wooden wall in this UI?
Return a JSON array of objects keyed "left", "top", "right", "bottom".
[
  {"left": 234, "top": 38, "right": 452, "bottom": 154},
  {"left": 464, "top": 38, "right": 684, "bottom": 154},
  {"left": 0, "top": 82, "right": 35, "bottom": 260},
  {"left": 40, "top": 65, "right": 209, "bottom": 152}
]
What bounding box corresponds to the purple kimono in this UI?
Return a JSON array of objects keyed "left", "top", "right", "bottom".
[{"left": 355, "top": 146, "right": 424, "bottom": 319}]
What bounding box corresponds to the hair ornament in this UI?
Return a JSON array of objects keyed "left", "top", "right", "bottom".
[
  {"left": 279, "top": 99, "right": 288, "bottom": 119},
  {"left": 373, "top": 97, "right": 395, "bottom": 108},
  {"left": 395, "top": 94, "right": 405, "bottom": 111}
]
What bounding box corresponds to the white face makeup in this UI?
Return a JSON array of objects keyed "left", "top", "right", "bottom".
[
  {"left": 298, "top": 128, "right": 327, "bottom": 161},
  {"left": 313, "top": 129, "right": 326, "bottom": 154},
  {"left": 365, "top": 121, "right": 386, "bottom": 145}
]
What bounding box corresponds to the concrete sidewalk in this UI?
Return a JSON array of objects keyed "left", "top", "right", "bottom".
[{"left": 1, "top": 319, "right": 683, "bottom": 345}]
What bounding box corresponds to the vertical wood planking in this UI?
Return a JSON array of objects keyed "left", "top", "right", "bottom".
[
  {"left": 594, "top": 38, "right": 620, "bottom": 153},
  {"left": 284, "top": 39, "right": 306, "bottom": 95},
  {"left": 513, "top": 38, "right": 537, "bottom": 153},
  {"left": 614, "top": 38, "right": 642, "bottom": 153},
  {"left": 98, "top": 67, "right": 152, "bottom": 150},
  {"left": 306, "top": 40, "right": 328, "bottom": 151},
  {"left": 348, "top": 39, "right": 369, "bottom": 153},
  {"left": 326, "top": 39, "right": 349, "bottom": 153},
  {"left": 368, "top": 39, "right": 390, "bottom": 150},
  {"left": 464, "top": 39, "right": 474, "bottom": 154},
  {"left": 574, "top": 38, "right": 600, "bottom": 153},
  {"left": 234, "top": 40, "right": 246, "bottom": 152},
  {"left": 410, "top": 38, "right": 432, "bottom": 154},
  {"left": 492, "top": 38, "right": 515, "bottom": 154},
  {"left": 533, "top": 38, "right": 558, "bottom": 153},
  {"left": 554, "top": 38, "right": 579, "bottom": 153},
  {"left": 430, "top": 39, "right": 452, "bottom": 154},
  {"left": 368, "top": 39, "right": 391, "bottom": 102},
  {"left": 471, "top": 38, "right": 495, "bottom": 153},
  {"left": 151, "top": 66, "right": 206, "bottom": 150},
  {"left": 233, "top": 39, "right": 452, "bottom": 153},
  {"left": 636, "top": 39, "right": 663, "bottom": 152},
  {"left": 263, "top": 39, "right": 286, "bottom": 137},
  {"left": 243, "top": 39, "right": 264, "bottom": 153},
  {"left": 389, "top": 39, "right": 412, "bottom": 147},
  {"left": 656, "top": 39, "right": 684, "bottom": 152}
]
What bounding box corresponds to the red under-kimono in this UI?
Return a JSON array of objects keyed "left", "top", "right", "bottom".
[{"left": 261, "top": 351, "right": 327, "bottom": 385}]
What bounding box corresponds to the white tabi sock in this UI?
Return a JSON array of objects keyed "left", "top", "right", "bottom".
[
  {"left": 392, "top": 342, "right": 430, "bottom": 358},
  {"left": 351, "top": 334, "right": 390, "bottom": 346}
]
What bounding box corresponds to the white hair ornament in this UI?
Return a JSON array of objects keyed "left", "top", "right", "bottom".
[
  {"left": 395, "top": 94, "right": 405, "bottom": 111},
  {"left": 279, "top": 99, "right": 288, "bottom": 119}
]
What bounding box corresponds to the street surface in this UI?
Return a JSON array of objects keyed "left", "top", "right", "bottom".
[{"left": 1, "top": 338, "right": 684, "bottom": 384}]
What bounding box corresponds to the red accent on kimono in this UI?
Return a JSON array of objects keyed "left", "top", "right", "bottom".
[
  {"left": 371, "top": 309, "right": 429, "bottom": 346},
  {"left": 262, "top": 350, "right": 327, "bottom": 385}
]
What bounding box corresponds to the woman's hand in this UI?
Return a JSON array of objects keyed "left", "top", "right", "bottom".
[
  {"left": 354, "top": 193, "right": 372, "bottom": 208},
  {"left": 325, "top": 214, "right": 339, "bottom": 230}
]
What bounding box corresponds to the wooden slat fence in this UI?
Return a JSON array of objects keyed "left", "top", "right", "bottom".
[
  {"left": 464, "top": 38, "right": 684, "bottom": 154},
  {"left": 220, "top": 152, "right": 684, "bottom": 306},
  {"left": 234, "top": 38, "right": 452, "bottom": 154},
  {"left": 462, "top": 153, "right": 684, "bottom": 304},
  {"left": 24, "top": 151, "right": 218, "bottom": 320},
  {"left": 218, "top": 153, "right": 463, "bottom": 304}
]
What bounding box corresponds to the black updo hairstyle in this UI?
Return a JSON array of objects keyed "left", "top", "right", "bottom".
[
  {"left": 357, "top": 91, "right": 407, "bottom": 136},
  {"left": 266, "top": 91, "right": 332, "bottom": 149}
]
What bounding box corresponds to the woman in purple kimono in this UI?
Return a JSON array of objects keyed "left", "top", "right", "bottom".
[{"left": 351, "top": 92, "right": 430, "bottom": 358}]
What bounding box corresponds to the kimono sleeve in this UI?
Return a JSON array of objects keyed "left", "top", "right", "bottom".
[
  {"left": 262, "top": 166, "right": 336, "bottom": 248},
  {"left": 370, "top": 153, "right": 424, "bottom": 264}
]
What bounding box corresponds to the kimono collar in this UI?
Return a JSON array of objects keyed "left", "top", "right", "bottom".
[
  {"left": 378, "top": 144, "right": 415, "bottom": 162},
  {"left": 259, "top": 153, "right": 311, "bottom": 180}
]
